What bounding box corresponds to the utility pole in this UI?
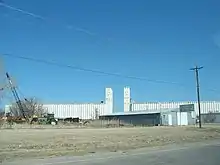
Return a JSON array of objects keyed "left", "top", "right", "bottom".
[{"left": 190, "top": 66, "right": 203, "bottom": 128}]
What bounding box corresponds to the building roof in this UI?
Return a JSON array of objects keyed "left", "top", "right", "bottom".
[{"left": 101, "top": 108, "right": 179, "bottom": 116}]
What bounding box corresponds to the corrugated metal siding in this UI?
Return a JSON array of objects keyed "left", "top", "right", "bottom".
[
  {"left": 131, "top": 101, "right": 220, "bottom": 115},
  {"left": 4, "top": 87, "right": 113, "bottom": 120},
  {"left": 171, "top": 112, "right": 178, "bottom": 125},
  {"left": 43, "top": 103, "right": 110, "bottom": 119},
  {"left": 99, "top": 113, "right": 161, "bottom": 126},
  {"left": 161, "top": 112, "right": 178, "bottom": 126},
  {"left": 4, "top": 103, "right": 112, "bottom": 120},
  {"left": 201, "top": 113, "right": 220, "bottom": 123},
  {"left": 177, "top": 112, "right": 188, "bottom": 125},
  {"left": 161, "top": 113, "right": 169, "bottom": 126}
]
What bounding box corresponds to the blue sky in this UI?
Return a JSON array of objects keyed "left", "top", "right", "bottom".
[{"left": 0, "top": 0, "right": 220, "bottom": 111}]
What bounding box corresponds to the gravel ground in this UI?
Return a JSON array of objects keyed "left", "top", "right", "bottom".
[{"left": 0, "top": 126, "right": 220, "bottom": 163}]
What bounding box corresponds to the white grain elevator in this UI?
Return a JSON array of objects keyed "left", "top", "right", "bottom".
[
  {"left": 105, "top": 88, "right": 113, "bottom": 113},
  {"left": 124, "top": 87, "right": 131, "bottom": 112}
]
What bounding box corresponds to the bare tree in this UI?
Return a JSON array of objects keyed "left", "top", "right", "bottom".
[
  {"left": 25, "top": 97, "right": 45, "bottom": 117},
  {"left": 9, "top": 97, "right": 45, "bottom": 118}
]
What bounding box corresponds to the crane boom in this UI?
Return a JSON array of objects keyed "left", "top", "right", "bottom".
[{"left": 6, "top": 72, "right": 28, "bottom": 121}]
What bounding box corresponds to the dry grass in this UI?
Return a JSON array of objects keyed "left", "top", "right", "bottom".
[{"left": 0, "top": 126, "right": 220, "bottom": 162}]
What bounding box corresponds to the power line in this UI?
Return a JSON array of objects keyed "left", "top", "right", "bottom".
[
  {"left": 1, "top": 53, "right": 185, "bottom": 86},
  {"left": 0, "top": 1, "right": 44, "bottom": 20},
  {"left": 1, "top": 53, "right": 220, "bottom": 96},
  {"left": 203, "top": 88, "right": 220, "bottom": 93},
  {"left": 0, "top": 1, "right": 97, "bottom": 37},
  {"left": 0, "top": 2, "right": 219, "bottom": 93}
]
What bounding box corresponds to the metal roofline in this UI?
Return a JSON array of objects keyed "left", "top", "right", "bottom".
[{"left": 100, "top": 108, "right": 179, "bottom": 117}]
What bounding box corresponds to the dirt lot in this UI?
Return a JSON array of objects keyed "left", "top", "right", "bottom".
[{"left": 0, "top": 125, "right": 220, "bottom": 163}]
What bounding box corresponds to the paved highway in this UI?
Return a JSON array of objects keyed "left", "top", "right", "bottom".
[{"left": 4, "top": 141, "right": 220, "bottom": 165}]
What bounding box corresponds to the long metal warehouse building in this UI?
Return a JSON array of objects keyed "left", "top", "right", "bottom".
[
  {"left": 43, "top": 103, "right": 108, "bottom": 119},
  {"left": 5, "top": 88, "right": 114, "bottom": 120},
  {"left": 124, "top": 87, "right": 220, "bottom": 115}
]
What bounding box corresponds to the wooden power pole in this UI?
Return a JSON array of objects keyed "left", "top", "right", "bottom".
[{"left": 190, "top": 66, "right": 203, "bottom": 128}]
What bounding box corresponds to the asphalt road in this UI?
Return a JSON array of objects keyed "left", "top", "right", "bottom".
[{"left": 3, "top": 141, "right": 220, "bottom": 165}]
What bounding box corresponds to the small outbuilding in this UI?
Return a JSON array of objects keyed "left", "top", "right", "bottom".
[{"left": 161, "top": 108, "right": 195, "bottom": 126}]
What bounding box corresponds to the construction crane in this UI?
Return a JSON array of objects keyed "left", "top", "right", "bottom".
[
  {"left": 3, "top": 72, "right": 57, "bottom": 125},
  {"left": 5, "top": 72, "right": 29, "bottom": 122}
]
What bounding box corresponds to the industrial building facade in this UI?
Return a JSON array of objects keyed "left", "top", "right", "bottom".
[
  {"left": 43, "top": 103, "right": 107, "bottom": 119},
  {"left": 5, "top": 88, "right": 114, "bottom": 120},
  {"left": 124, "top": 87, "right": 220, "bottom": 115},
  {"left": 4, "top": 86, "right": 220, "bottom": 120},
  {"left": 43, "top": 87, "right": 113, "bottom": 119}
]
